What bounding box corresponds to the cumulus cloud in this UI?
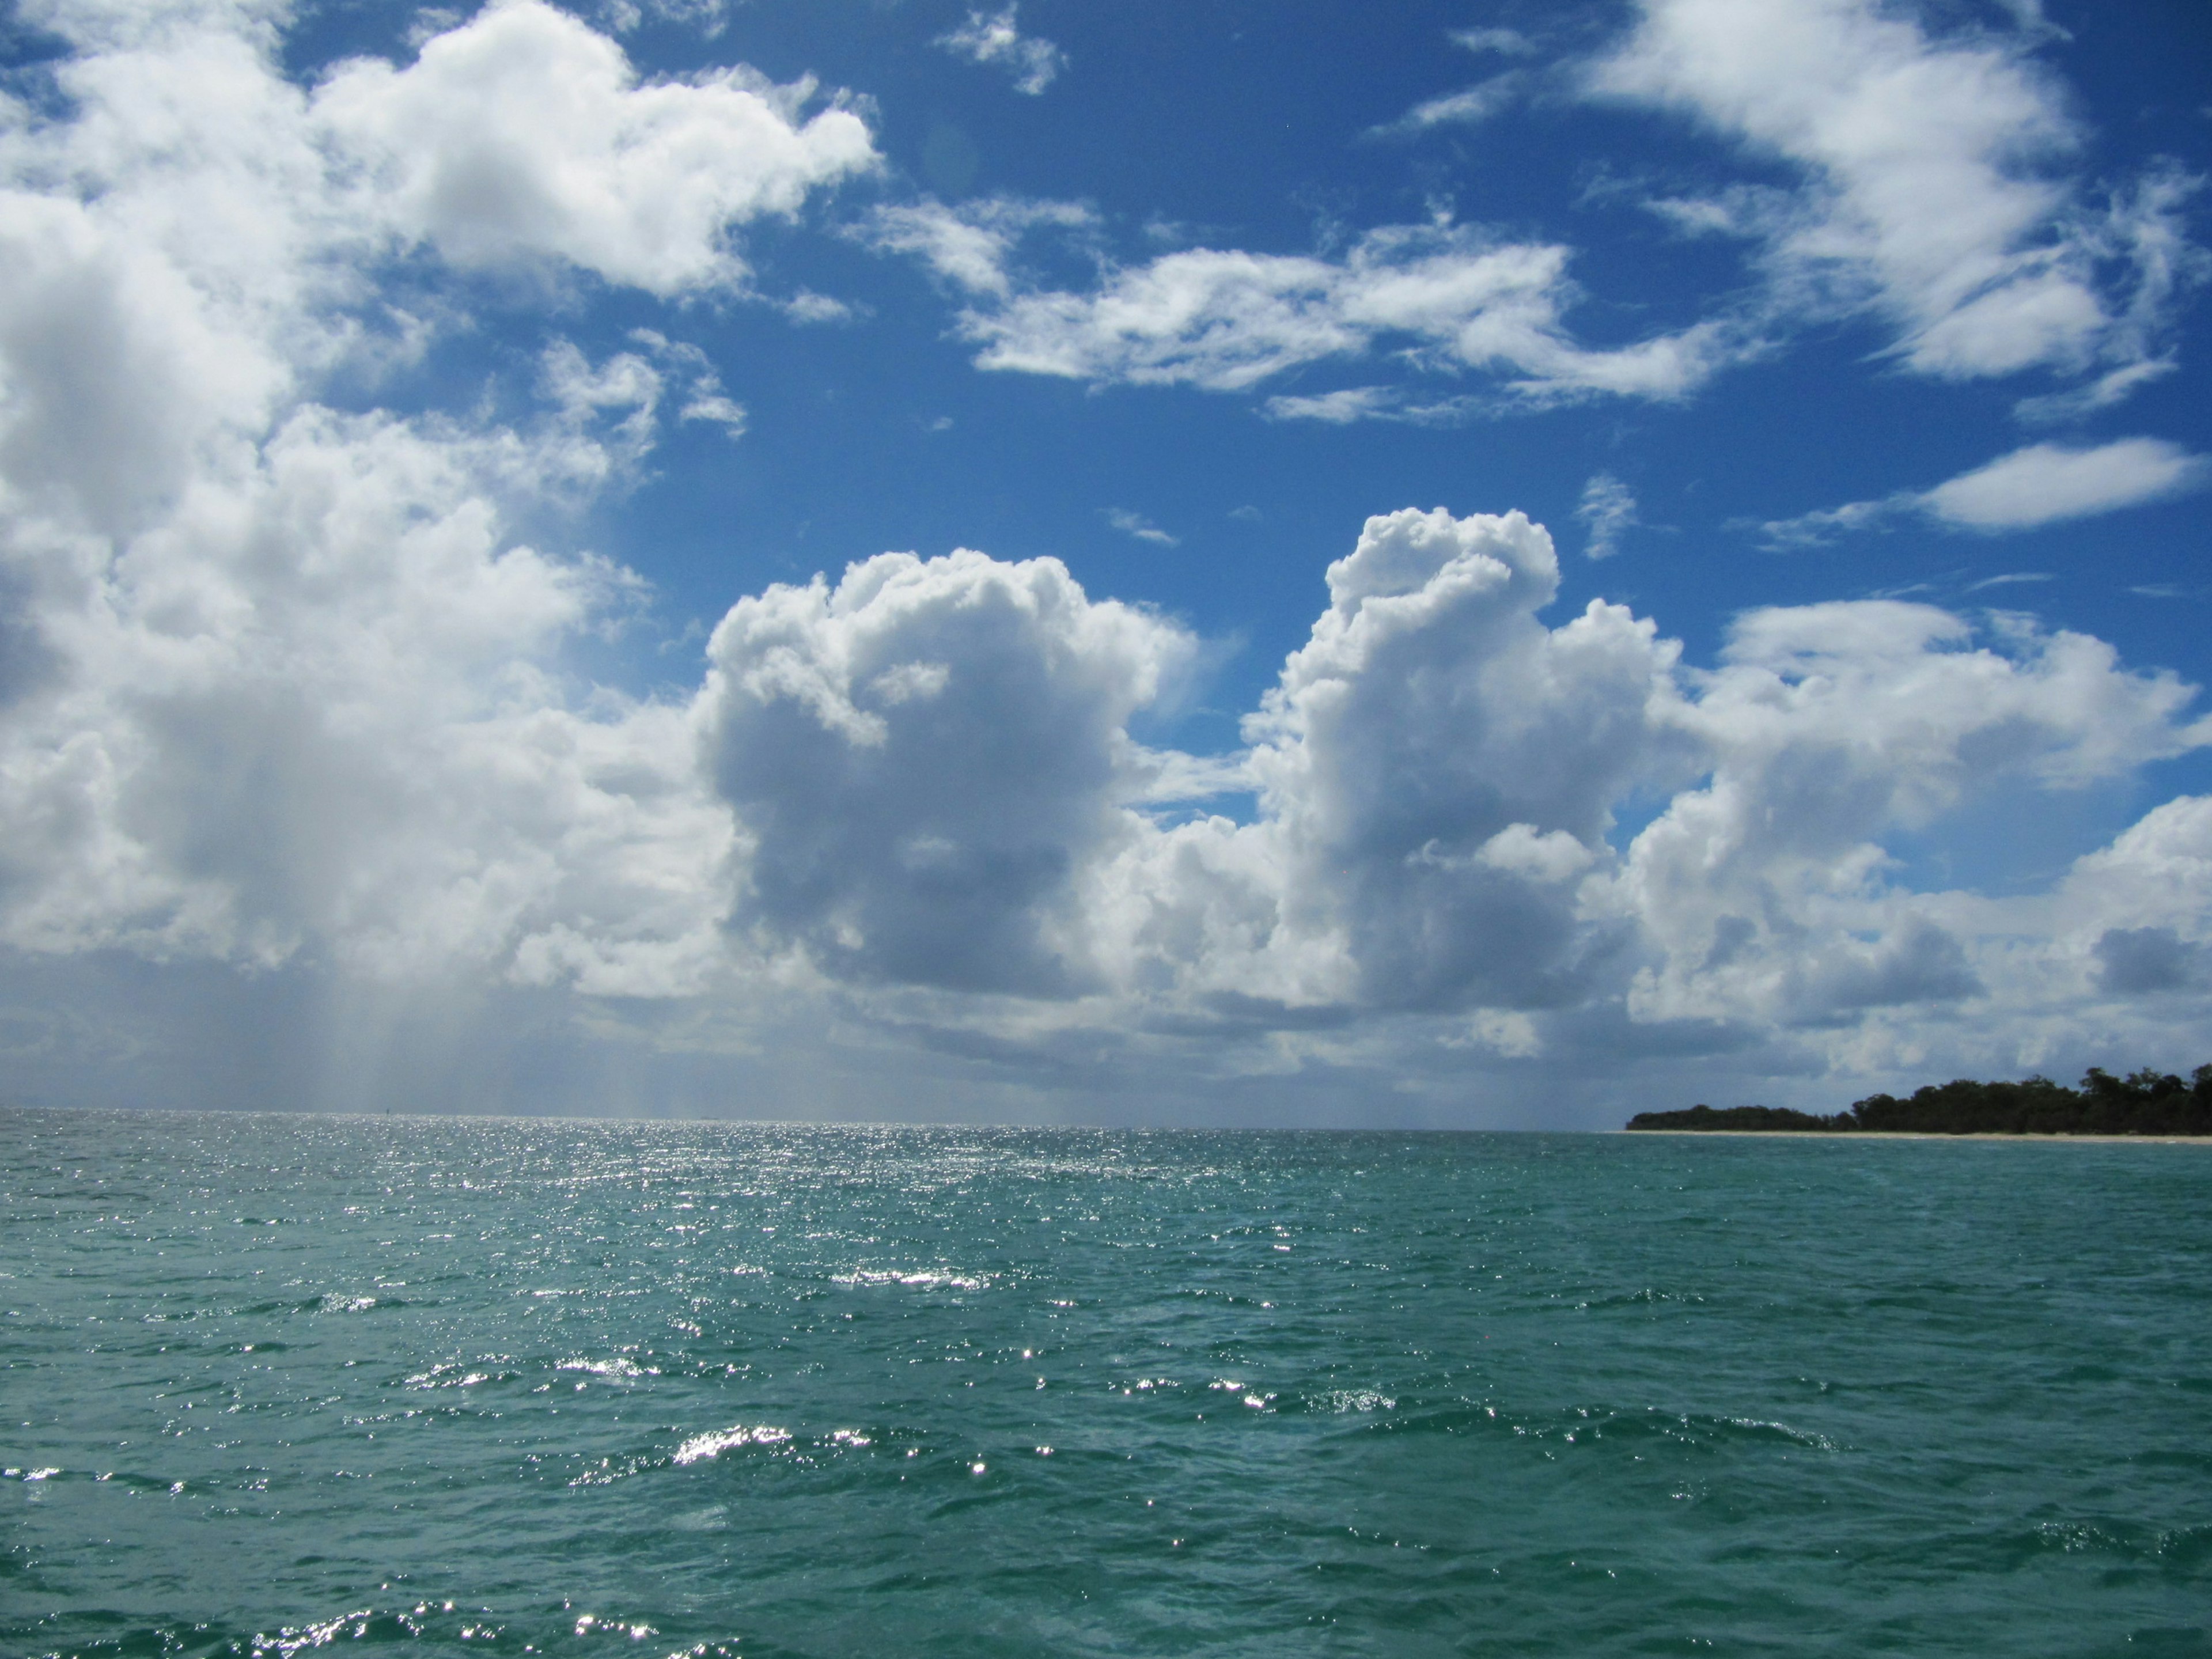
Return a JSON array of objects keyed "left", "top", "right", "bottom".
[
  {"left": 1223, "top": 509, "right": 1688, "bottom": 1013},
  {"left": 0, "top": 0, "right": 892, "bottom": 999},
  {"left": 316, "top": 0, "right": 877, "bottom": 296},
  {"left": 934, "top": 4, "right": 1066, "bottom": 96},
  {"left": 1759, "top": 437, "right": 2210, "bottom": 546},
  {"left": 3, "top": 0, "right": 2211, "bottom": 1119},
  {"left": 1607, "top": 600, "right": 2208, "bottom": 1029},
  {"left": 1590, "top": 0, "right": 2205, "bottom": 393},
  {"left": 698, "top": 550, "right": 1193, "bottom": 994},
  {"left": 676, "top": 509, "right": 2211, "bottom": 1078},
  {"left": 2093, "top": 926, "right": 2205, "bottom": 995}
]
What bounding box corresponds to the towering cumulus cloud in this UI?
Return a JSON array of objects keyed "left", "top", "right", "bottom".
[
  {"left": 696, "top": 510, "right": 2210, "bottom": 1103},
  {"left": 699, "top": 551, "right": 1192, "bottom": 995}
]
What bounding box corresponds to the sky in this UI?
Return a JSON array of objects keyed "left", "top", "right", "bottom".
[{"left": 0, "top": 0, "right": 2208, "bottom": 1127}]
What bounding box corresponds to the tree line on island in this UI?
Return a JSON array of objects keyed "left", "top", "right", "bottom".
[{"left": 1627, "top": 1066, "right": 2212, "bottom": 1136}]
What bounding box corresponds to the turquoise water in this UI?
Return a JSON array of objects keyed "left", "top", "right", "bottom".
[{"left": 5, "top": 1111, "right": 2210, "bottom": 1658}]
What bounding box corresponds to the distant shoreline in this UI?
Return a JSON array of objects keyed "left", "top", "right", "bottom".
[{"left": 1623, "top": 1129, "right": 2212, "bottom": 1144}]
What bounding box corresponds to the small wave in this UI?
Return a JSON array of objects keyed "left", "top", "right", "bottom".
[
  {"left": 249, "top": 1608, "right": 379, "bottom": 1657},
  {"left": 402, "top": 1362, "right": 506, "bottom": 1390},
  {"left": 672, "top": 1425, "right": 792, "bottom": 1465},
  {"left": 1717, "top": 1414, "right": 1836, "bottom": 1452},
  {"left": 1317, "top": 1389, "right": 1397, "bottom": 1414},
  {"left": 316, "top": 1294, "right": 377, "bottom": 1314},
  {"left": 1206, "top": 1378, "right": 1276, "bottom": 1410},
  {"left": 557, "top": 1356, "right": 658, "bottom": 1380},
  {"left": 831, "top": 1268, "right": 990, "bottom": 1291}
]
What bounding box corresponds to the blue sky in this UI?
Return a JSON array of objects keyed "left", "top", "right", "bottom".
[{"left": 0, "top": 0, "right": 2207, "bottom": 1124}]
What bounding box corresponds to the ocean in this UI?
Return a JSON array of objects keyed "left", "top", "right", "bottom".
[{"left": 4, "top": 1109, "right": 2209, "bottom": 1657}]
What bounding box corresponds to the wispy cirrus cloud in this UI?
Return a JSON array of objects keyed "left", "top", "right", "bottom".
[
  {"left": 1369, "top": 71, "right": 1532, "bottom": 138},
  {"left": 1369, "top": 24, "right": 1544, "bottom": 136}
]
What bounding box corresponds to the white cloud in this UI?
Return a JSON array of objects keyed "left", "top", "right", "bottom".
[
  {"left": 677, "top": 510, "right": 2212, "bottom": 1075},
  {"left": 0, "top": 0, "right": 853, "bottom": 998},
  {"left": 1922, "top": 439, "right": 2209, "bottom": 529},
  {"left": 1372, "top": 71, "right": 1530, "bottom": 137},
  {"left": 779, "top": 290, "right": 854, "bottom": 325},
  {"left": 1105, "top": 509, "right": 1178, "bottom": 547},
  {"left": 697, "top": 550, "right": 1192, "bottom": 994},
  {"left": 1261, "top": 387, "right": 1399, "bottom": 425},
  {"left": 855, "top": 196, "right": 1097, "bottom": 301},
  {"left": 1759, "top": 437, "right": 2210, "bottom": 546},
  {"left": 934, "top": 5, "right": 1066, "bottom": 96},
  {"left": 316, "top": 0, "right": 878, "bottom": 297},
  {"left": 921, "top": 218, "right": 1736, "bottom": 406},
  {"left": 1576, "top": 473, "right": 1638, "bottom": 559},
  {"left": 1590, "top": 0, "right": 2205, "bottom": 392},
  {"left": 1608, "top": 599, "right": 2209, "bottom": 1029},
  {"left": 1217, "top": 509, "right": 1695, "bottom": 1014},
  {"left": 596, "top": 0, "right": 730, "bottom": 37},
  {"left": 3, "top": 0, "right": 2210, "bottom": 1120},
  {"left": 1450, "top": 27, "right": 1538, "bottom": 59}
]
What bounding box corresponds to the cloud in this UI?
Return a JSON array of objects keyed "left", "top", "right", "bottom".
[
  {"left": 1372, "top": 71, "right": 1531, "bottom": 137},
  {"left": 2093, "top": 926, "right": 2205, "bottom": 995},
  {"left": 887, "top": 215, "right": 1738, "bottom": 406},
  {"left": 3, "top": 0, "right": 2211, "bottom": 1119},
  {"left": 1262, "top": 387, "right": 1397, "bottom": 424},
  {"left": 1576, "top": 473, "right": 1638, "bottom": 559},
  {"left": 0, "top": 0, "right": 846, "bottom": 998},
  {"left": 1105, "top": 509, "right": 1178, "bottom": 547},
  {"left": 316, "top": 0, "right": 878, "bottom": 297},
  {"left": 1922, "top": 439, "right": 2209, "bottom": 529},
  {"left": 1450, "top": 27, "right": 1539, "bottom": 59},
  {"left": 1608, "top": 599, "right": 2210, "bottom": 1029},
  {"left": 679, "top": 510, "right": 2212, "bottom": 1067},
  {"left": 1589, "top": 0, "right": 2206, "bottom": 393},
  {"left": 874, "top": 2, "right": 2203, "bottom": 432},
  {"left": 1759, "top": 437, "right": 2210, "bottom": 546},
  {"left": 596, "top": 0, "right": 730, "bottom": 36},
  {"left": 1221, "top": 509, "right": 1690, "bottom": 1013},
  {"left": 934, "top": 5, "right": 1066, "bottom": 96},
  {"left": 855, "top": 196, "right": 1097, "bottom": 301},
  {"left": 1260, "top": 387, "right": 1494, "bottom": 427},
  {"left": 697, "top": 550, "right": 1193, "bottom": 994}
]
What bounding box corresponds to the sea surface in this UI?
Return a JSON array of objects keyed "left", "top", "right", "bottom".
[{"left": 5, "top": 1110, "right": 2210, "bottom": 1658}]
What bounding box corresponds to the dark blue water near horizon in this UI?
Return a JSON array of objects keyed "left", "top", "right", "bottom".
[{"left": 5, "top": 1108, "right": 2210, "bottom": 1658}]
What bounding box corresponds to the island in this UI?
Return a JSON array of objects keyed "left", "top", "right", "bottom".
[{"left": 1626, "top": 1066, "right": 2212, "bottom": 1136}]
